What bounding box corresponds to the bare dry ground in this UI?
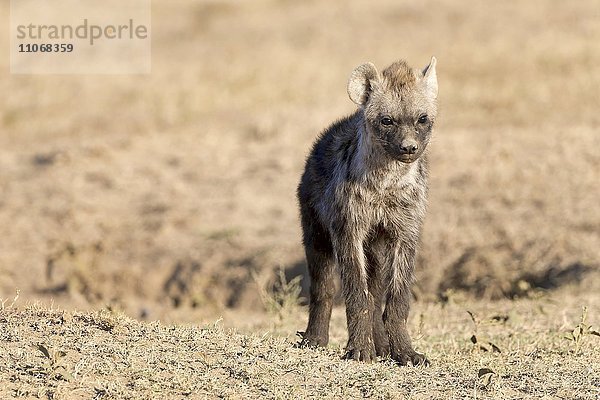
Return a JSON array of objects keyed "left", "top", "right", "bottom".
[
  {"left": 1, "top": 287, "right": 599, "bottom": 399},
  {"left": 1, "top": 0, "right": 600, "bottom": 398}
]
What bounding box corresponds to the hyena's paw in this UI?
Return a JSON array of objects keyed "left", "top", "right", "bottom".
[
  {"left": 343, "top": 339, "right": 376, "bottom": 363},
  {"left": 373, "top": 330, "right": 390, "bottom": 357},
  {"left": 375, "top": 341, "right": 391, "bottom": 358},
  {"left": 295, "top": 331, "right": 328, "bottom": 348},
  {"left": 393, "top": 350, "right": 430, "bottom": 367}
]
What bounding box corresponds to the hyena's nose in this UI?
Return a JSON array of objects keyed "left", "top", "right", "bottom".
[{"left": 400, "top": 141, "right": 418, "bottom": 154}]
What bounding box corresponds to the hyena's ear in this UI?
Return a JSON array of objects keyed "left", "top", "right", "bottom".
[
  {"left": 422, "top": 56, "right": 438, "bottom": 100},
  {"left": 347, "top": 62, "right": 379, "bottom": 105}
]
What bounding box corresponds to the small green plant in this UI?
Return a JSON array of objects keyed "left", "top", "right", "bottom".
[
  {"left": 255, "top": 268, "right": 303, "bottom": 320},
  {"left": 467, "top": 311, "right": 501, "bottom": 353},
  {"left": 564, "top": 306, "right": 599, "bottom": 355},
  {"left": 413, "top": 311, "right": 426, "bottom": 341},
  {"left": 36, "top": 343, "right": 74, "bottom": 381},
  {"left": 478, "top": 368, "right": 496, "bottom": 388}
]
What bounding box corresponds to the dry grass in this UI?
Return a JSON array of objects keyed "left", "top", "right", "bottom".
[
  {"left": 1, "top": 0, "right": 599, "bottom": 316},
  {"left": 1, "top": 0, "right": 600, "bottom": 397},
  {"left": 1, "top": 286, "right": 599, "bottom": 399}
]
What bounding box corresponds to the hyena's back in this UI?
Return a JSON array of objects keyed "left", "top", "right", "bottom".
[{"left": 298, "top": 111, "right": 360, "bottom": 216}]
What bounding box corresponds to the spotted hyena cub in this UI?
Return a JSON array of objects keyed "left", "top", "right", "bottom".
[{"left": 297, "top": 58, "right": 438, "bottom": 365}]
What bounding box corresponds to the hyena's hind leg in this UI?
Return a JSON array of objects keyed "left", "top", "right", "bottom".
[
  {"left": 299, "top": 210, "right": 336, "bottom": 348},
  {"left": 365, "top": 240, "right": 391, "bottom": 357}
]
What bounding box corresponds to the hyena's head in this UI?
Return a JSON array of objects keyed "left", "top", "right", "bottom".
[{"left": 347, "top": 58, "right": 438, "bottom": 163}]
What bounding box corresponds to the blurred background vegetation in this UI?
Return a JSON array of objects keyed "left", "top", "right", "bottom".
[{"left": 0, "top": 0, "right": 598, "bottom": 324}]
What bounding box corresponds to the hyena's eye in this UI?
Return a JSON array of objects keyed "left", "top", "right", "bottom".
[
  {"left": 417, "top": 114, "right": 429, "bottom": 124},
  {"left": 380, "top": 116, "right": 394, "bottom": 126}
]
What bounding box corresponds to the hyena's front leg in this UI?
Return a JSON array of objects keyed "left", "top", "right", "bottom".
[
  {"left": 383, "top": 244, "right": 429, "bottom": 366},
  {"left": 333, "top": 233, "right": 376, "bottom": 362}
]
